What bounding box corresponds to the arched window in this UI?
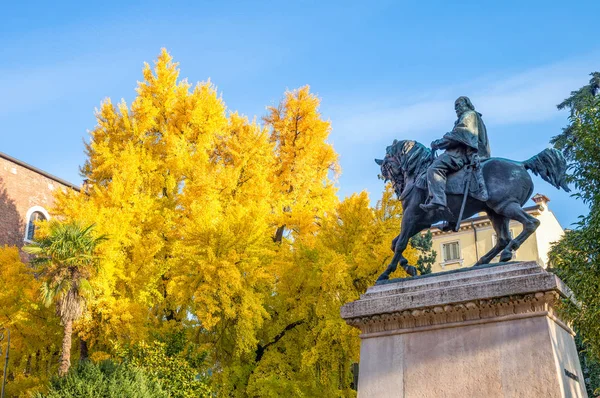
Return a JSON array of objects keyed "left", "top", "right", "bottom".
[{"left": 24, "top": 206, "right": 50, "bottom": 242}]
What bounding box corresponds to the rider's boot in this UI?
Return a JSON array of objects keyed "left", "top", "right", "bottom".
[
  {"left": 441, "top": 221, "right": 457, "bottom": 232},
  {"left": 419, "top": 202, "right": 447, "bottom": 213}
]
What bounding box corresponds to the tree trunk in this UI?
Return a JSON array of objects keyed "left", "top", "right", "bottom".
[
  {"left": 80, "top": 338, "right": 88, "bottom": 361},
  {"left": 58, "top": 320, "right": 73, "bottom": 376},
  {"left": 25, "top": 354, "right": 32, "bottom": 375},
  {"left": 273, "top": 225, "right": 285, "bottom": 243}
]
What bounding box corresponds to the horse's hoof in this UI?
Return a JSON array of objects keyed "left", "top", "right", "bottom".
[
  {"left": 405, "top": 265, "right": 417, "bottom": 277},
  {"left": 376, "top": 274, "right": 389, "bottom": 282},
  {"left": 499, "top": 251, "right": 513, "bottom": 262}
]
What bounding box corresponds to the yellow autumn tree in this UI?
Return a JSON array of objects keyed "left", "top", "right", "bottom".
[
  {"left": 265, "top": 86, "right": 340, "bottom": 243},
  {"left": 191, "top": 86, "right": 341, "bottom": 396},
  {"left": 0, "top": 246, "right": 62, "bottom": 396},
  {"left": 168, "top": 111, "right": 278, "bottom": 383},
  {"left": 53, "top": 49, "right": 231, "bottom": 351},
  {"left": 244, "top": 185, "right": 418, "bottom": 397},
  {"left": 48, "top": 49, "right": 424, "bottom": 397},
  {"left": 53, "top": 50, "right": 279, "bottom": 387}
]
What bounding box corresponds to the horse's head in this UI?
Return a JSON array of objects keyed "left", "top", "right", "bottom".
[{"left": 375, "top": 140, "right": 432, "bottom": 198}]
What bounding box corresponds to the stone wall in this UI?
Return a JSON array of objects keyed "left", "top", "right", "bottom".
[{"left": 0, "top": 153, "right": 77, "bottom": 248}]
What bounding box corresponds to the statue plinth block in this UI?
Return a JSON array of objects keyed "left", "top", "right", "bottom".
[{"left": 341, "top": 262, "right": 587, "bottom": 398}]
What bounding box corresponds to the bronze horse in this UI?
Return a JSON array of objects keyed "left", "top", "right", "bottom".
[{"left": 375, "top": 140, "right": 570, "bottom": 282}]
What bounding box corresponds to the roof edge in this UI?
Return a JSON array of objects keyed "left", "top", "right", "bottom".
[
  {"left": 430, "top": 204, "right": 543, "bottom": 232},
  {"left": 0, "top": 151, "right": 81, "bottom": 192}
]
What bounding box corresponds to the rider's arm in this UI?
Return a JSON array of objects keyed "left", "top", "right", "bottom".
[{"left": 432, "top": 137, "right": 454, "bottom": 150}]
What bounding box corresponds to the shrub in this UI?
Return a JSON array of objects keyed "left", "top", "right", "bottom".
[
  {"left": 38, "top": 360, "right": 167, "bottom": 398},
  {"left": 126, "top": 341, "right": 212, "bottom": 398}
]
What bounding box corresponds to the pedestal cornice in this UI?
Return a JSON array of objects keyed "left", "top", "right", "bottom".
[{"left": 341, "top": 262, "right": 573, "bottom": 337}]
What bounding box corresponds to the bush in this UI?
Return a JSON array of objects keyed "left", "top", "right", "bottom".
[
  {"left": 38, "top": 360, "right": 167, "bottom": 398},
  {"left": 126, "top": 341, "right": 212, "bottom": 398}
]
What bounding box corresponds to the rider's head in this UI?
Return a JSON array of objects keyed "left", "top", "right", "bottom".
[{"left": 455, "top": 96, "right": 475, "bottom": 117}]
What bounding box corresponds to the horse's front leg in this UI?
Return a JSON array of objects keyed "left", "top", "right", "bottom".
[
  {"left": 377, "top": 218, "right": 426, "bottom": 282},
  {"left": 391, "top": 234, "right": 399, "bottom": 252}
]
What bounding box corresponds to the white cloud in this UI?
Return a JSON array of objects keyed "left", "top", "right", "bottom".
[{"left": 329, "top": 53, "right": 599, "bottom": 143}]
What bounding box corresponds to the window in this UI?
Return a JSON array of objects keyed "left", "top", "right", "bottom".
[
  {"left": 442, "top": 241, "right": 461, "bottom": 262},
  {"left": 26, "top": 212, "right": 46, "bottom": 241},
  {"left": 24, "top": 206, "right": 50, "bottom": 242}
]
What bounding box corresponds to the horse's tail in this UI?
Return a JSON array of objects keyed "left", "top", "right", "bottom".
[{"left": 523, "top": 148, "right": 570, "bottom": 192}]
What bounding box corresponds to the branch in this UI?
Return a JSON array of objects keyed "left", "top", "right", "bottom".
[{"left": 255, "top": 320, "right": 305, "bottom": 362}]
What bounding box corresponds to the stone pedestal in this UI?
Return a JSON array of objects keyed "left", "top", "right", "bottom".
[{"left": 341, "top": 262, "right": 587, "bottom": 398}]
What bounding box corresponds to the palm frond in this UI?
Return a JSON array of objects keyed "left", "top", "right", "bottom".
[{"left": 27, "top": 220, "right": 107, "bottom": 323}]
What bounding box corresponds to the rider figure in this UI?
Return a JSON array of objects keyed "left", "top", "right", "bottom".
[{"left": 420, "top": 96, "right": 490, "bottom": 213}]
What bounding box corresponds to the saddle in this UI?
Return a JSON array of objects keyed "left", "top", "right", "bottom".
[{"left": 415, "top": 161, "right": 489, "bottom": 202}]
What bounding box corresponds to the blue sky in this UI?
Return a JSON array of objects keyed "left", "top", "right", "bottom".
[{"left": 2, "top": 0, "right": 599, "bottom": 227}]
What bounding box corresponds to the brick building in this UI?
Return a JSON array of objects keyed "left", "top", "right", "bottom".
[{"left": 0, "top": 152, "right": 79, "bottom": 248}]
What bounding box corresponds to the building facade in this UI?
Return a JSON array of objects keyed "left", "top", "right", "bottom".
[
  {"left": 0, "top": 152, "right": 79, "bottom": 248},
  {"left": 428, "top": 194, "right": 563, "bottom": 273}
]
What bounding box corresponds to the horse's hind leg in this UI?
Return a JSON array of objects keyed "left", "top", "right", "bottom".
[
  {"left": 475, "top": 213, "right": 510, "bottom": 266},
  {"left": 497, "top": 202, "right": 540, "bottom": 262}
]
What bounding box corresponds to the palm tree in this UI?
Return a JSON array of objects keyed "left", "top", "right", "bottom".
[{"left": 24, "top": 221, "right": 106, "bottom": 376}]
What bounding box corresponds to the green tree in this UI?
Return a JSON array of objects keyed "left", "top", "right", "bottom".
[
  {"left": 575, "top": 334, "right": 600, "bottom": 398},
  {"left": 549, "top": 72, "right": 600, "bottom": 395},
  {"left": 24, "top": 221, "right": 106, "bottom": 376},
  {"left": 551, "top": 72, "right": 600, "bottom": 160},
  {"left": 410, "top": 231, "right": 436, "bottom": 275}
]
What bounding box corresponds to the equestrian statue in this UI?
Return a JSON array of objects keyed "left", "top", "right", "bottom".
[{"left": 374, "top": 96, "right": 570, "bottom": 283}]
